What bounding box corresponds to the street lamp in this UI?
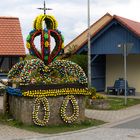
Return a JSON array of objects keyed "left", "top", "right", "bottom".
[
  {"left": 118, "top": 43, "right": 133, "bottom": 105},
  {"left": 87, "top": 0, "right": 91, "bottom": 89}
]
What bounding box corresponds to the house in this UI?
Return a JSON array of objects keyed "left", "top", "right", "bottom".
[
  {"left": 64, "top": 13, "right": 140, "bottom": 93},
  {"left": 0, "top": 17, "right": 25, "bottom": 79}
]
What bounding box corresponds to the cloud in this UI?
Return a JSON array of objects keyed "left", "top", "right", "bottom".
[{"left": 0, "top": 0, "right": 140, "bottom": 53}]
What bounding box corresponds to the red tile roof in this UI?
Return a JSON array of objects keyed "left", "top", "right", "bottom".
[
  {"left": 0, "top": 17, "right": 25, "bottom": 56},
  {"left": 65, "top": 13, "right": 140, "bottom": 54},
  {"left": 114, "top": 15, "right": 140, "bottom": 37}
]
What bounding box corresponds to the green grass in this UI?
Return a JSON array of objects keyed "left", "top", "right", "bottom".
[
  {"left": 108, "top": 97, "right": 140, "bottom": 110},
  {"left": 0, "top": 113, "right": 105, "bottom": 134},
  {"left": 86, "top": 97, "right": 140, "bottom": 110}
]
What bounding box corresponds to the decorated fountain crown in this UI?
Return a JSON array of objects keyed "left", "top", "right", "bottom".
[
  {"left": 8, "top": 1, "right": 88, "bottom": 85},
  {"left": 26, "top": 1, "right": 64, "bottom": 65},
  {"left": 8, "top": 1, "right": 88, "bottom": 86},
  {"left": 7, "top": 1, "right": 91, "bottom": 126}
]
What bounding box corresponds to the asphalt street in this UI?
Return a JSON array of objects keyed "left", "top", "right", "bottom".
[
  {"left": 113, "top": 117, "right": 140, "bottom": 129},
  {"left": 21, "top": 116, "right": 140, "bottom": 140}
]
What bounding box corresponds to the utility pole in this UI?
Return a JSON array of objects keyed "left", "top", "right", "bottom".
[
  {"left": 87, "top": 0, "right": 91, "bottom": 89},
  {"left": 123, "top": 44, "right": 127, "bottom": 105},
  {"left": 118, "top": 43, "right": 133, "bottom": 105}
]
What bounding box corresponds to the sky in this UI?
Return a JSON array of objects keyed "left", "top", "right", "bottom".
[{"left": 0, "top": 0, "right": 140, "bottom": 52}]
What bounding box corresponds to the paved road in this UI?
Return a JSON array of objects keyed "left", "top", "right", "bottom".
[
  {"left": 86, "top": 104, "right": 140, "bottom": 123},
  {"left": 114, "top": 117, "right": 140, "bottom": 129},
  {"left": 23, "top": 128, "right": 140, "bottom": 140},
  {"left": 25, "top": 116, "right": 140, "bottom": 140},
  {"left": 18, "top": 115, "right": 140, "bottom": 140},
  {"left": 0, "top": 124, "right": 46, "bottom": 140}
]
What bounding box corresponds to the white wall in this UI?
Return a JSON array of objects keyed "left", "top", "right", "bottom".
[{"left": 106, "top": 54, "right": 140, "bottom": 93}]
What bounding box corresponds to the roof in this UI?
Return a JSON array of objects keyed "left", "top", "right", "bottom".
[
  {"left": 0, "top": 17, "right": 25, "bottom": 56},
  {"left": 64, "top": 13, "right": 112, "bottom": 54},
  {"left": 113, "top": 15, "right": 140, "bottom": 37},
  {"left": 64, "top": 13, "right": 140, "bottom": 54}
]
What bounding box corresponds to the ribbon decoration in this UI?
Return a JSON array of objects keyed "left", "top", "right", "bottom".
[{"left": 26, "top": 14, "right": 64, "bottom": 65}]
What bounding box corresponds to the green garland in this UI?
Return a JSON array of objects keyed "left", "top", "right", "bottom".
[
  {"left": 60, "top": 95, "right": 79, "bottom": 123},
  {"left": 32, "top": 97, "right": 50, "bottom": 126}
]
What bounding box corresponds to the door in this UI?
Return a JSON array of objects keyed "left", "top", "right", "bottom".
[{"left": 91, "top": 55, "right": 106, "bottom": 91}]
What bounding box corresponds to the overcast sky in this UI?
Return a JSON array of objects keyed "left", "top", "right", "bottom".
[{"left": 0, "top": 0, "right": 140, "bottom": 51}]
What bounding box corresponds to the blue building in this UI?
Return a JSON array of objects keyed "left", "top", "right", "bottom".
[{"left": 64, "top": 13, "right": 140, "bottom": 93}]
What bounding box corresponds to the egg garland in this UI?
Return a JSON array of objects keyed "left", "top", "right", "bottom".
[
  {"left": 6, "top": 87, "right": 91, "bottom": 97},
  {"left": 8, "top": 59, "right": 87, "bottom": 85},
  {"left": 26, "top": 28, "right": 64, "bottom": 65},
  {"left": 8, "top": 60, "right": 26, "bottom": 80},
  {"left": 20, "top": 59, "right": 45, "bottom": 83},
  {"left": 45, "top": 60, "right": 87, "bottom": 84},
  {"left": 33, "top": 14, "right": 58, "bottom": 30},
  {"left": 26, "top": 29, "right": 49, "bottom": 60},
  {"left": 26, "top": 13, "right": 64, "bottom": 65},
  {"left": 23, "top": 88, "right": 91, "bottom": 97},
  {"left": 60, "top": 95, "right": 79, "bottom": 123},
  {"left": 8, "top": 59, "right": 46, "bottom": 83},
  {"left": 32, "top": 97, "right": 50, "bottom": 126}
]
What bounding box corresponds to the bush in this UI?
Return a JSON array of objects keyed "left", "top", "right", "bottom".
[
  {"left": 0, "top": 87, "right": 6, "bottom": 95},
  {"left": 89, "top": 87, "right": 96, "bottom": 97},
  {"left": 92, "top": 93, "right": 107, "bottom": 100},
  {"left": 21, "top": 54, "right": 36, "bottom": 61},
  {"left": 66, "top": 55, "right": 88, "bottom": 75}
]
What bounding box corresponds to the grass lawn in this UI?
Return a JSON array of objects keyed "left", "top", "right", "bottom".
[
  {"left": 108, "top": 97, "right": 140, "bottom": 110},
  {"left": 86, "top": 97, "right": 140, "bottom": 110},
  {"left": 0, "top": 113, "right": 105, "bottom": 134}
]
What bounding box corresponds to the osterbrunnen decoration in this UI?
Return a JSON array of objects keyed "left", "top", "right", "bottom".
[{"left": 6, "top": 2, "right": 91, "bottom": 126}]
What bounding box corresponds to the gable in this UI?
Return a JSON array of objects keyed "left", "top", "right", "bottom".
[
  {"left": 0, "top": 17, "right": 25, "bottom": 56},
  {"left": 114, "top": 15, "right": 140, "bottom": 37},
  {"left": 77, "top": 19, "right": 140, "bottom": 55},
  {"left": 64, "top": 13, "right": 112, "bottom": 54}
]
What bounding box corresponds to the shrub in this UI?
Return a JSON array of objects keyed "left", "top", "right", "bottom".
[
  {"left": 66, "top": 55, "right": 88, "bottom": 75},
  {"left": 89, "top": 87, "right": 96, "bottom": 97},
  {"left": 21, "top": 54, "right": 36, "bottom": 61},
  {"left": 92, "top": 93, "right": 107, "bottom": 100},
  {"left": 0, "top": 86, "right": 6, "bottom": 95}
]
